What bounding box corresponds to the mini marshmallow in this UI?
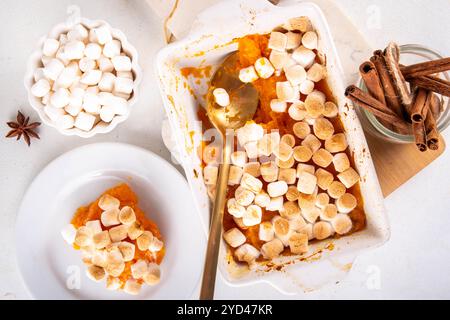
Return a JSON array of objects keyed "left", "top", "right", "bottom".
[
  {"left": 332, "top": 214, "right": 353, "bottom": 235},
  {"left": 302, "top": 31, "right": 318, "bottom": 50},
  {"left": 268, "top": 31, "right": 287, "bottom": 51},
  {"left": 231, "top": 151, "right": 247, "bottom": 167},
  {"left": 241, "top": 173, "right": 263, "bottom": 193},
  {"left": 281, "top": 134, "right": 296, "bottom": 148},
  {"left": 286, "top": 31, "right": 302, "bottom": 50},
  {"left": 213, "top": 88, "right": 230, "bottom": 107},
  {"left": 301, "top": 134, "right": 321, "bottom": 153},
  {"left": 278, "top": 168, "right": 297, "bottom": 185},
  {"left": 114, "top": 77, "right": 134, "bottom": 94},
  {"left": 285, "top": 65, "right": 307, "bottom": 86},
  {"left": 51, "top": 88, "right": 70, "bottom": 108},
  {"left": 83, "top": 92, "right": 101, "bottom": 114},
  {"left": 234, "top": 244, "right": 260, "bottom": 264},
  {"left": 109, "top": 224, "right": 129, "bottom": 242},
  {"left": 336, "top": 193, "right": 357, "bottom": 214},
  {"left": 79, "top": 57, "right": 97, "bottom": 73},
  {"left": 298, "top": 192, "right": 316, "bottom": 212},
  {"left": 203, "top": 165, "right": 218, "bottom": 185},
  {"left": 239, "top": 66, "right": 259, "bottom": 83},
  {"left": 274, "top": 141, "right": 293, "bottom": 162},
  {"left": 280, "top": 201, "right": 301, "bottom": 220},
  {"left": 236, "top": 122, "right": 264, "bottom": 146},
  {"left": 243, "top": 162, "right": 260, "bottom": 177},
  {"left": 123, "top": 279, "right": 141, "bottom": 295},
  {"left": 315, "top": 193, "right": 330, "bottom": 209},
  {"left": 276, "top": 81, "right": 299, "bottom": 102},
  {"left": 56, "top": 67, "right": 78, "bottom": 89},
  {"left": 117, "top": 71, "right": 133, "bottom": 80},
  {"left": 257, "top": 132, "right": 280, "bottom": 157},
  {"left": 113, "top": 91, "right": 130, "bottom": 100},
  {"left": 292, "top": 46, "right": 316, "bottom": 68},
  {"left": 235, "top": 186, "right": 255, "bottom": 206},
  {"left": 34, "top": 68, "right": 45, "bottom": 82},
  {"left": 227, "top": 198, "right": 245, "bottom": 218},
  {"left": 333, "top": 153, "right": 350, "bottom": 173},
  {"left": 261, "top": 239, "right": 284, "bottom": 259},
  {"left": 289, "top": 232, "right": 309, "bottom": 254},
  {"left": 323, "top": 101, "right": 339, "bottom": 118},
  {"left": 43, "top": 58, "right": 64, "bottom": 81},
  {"left": 297, "top": 163, "right": 315, "bottom": 176},
  {"left": 314, "top": 118, "right": 335, "bottom": 140},
  {"left": 112, "top": 55, "right": 132, "bottom": 72},
  {"left": 99, "top": 105, "right": 116, "bottom": 123},
  {"left": 292, "top": 121, "right": 310, "bottom": 139},
  {"left": 286, "top": 185, "right": 300, "bottom": 201},
  {"left": 228, "top": 165, "right": 243, "bottom": 186},
  {"left": 74, "top": 111, "right": 96, "bottom": 131},
  {"left": 131, "top": 259, "right": 149, "bottom": 279},
  {"left": 288, "top": 102, "right": 307, "bottom": 121},
  {"left": 58, "top": 114, "right": 75, "bottom": 129},
  {"left": 297, "top": 171, "right": 317, "bottom": 195},
  {"left": 321, "top": 203, "right": 338, "bottom": 221},
  {"left": 270, "top": 99, "right": 287, "bottom": 113},
  {"left": 93, "top": 25, "right": 113, "bottom": 45},
  {"left": 64, "top": 41, "right": 85, "bottom": 60},
  {"left": 312, "top": 148, "right": 333, "bottom": 168},
  {"left": 97, "top": 72, "right": 116, "bottom": 92},
  {"left": 337, "top": 168, "right": 360, "bottom": 188},
  {"left": 269, "top": 50, "right": 288, "bottom": 70},
  {"left": 55, "top": 48, "right": 70, "bottom": 66},
  {"left": 307, "top": 63, "right": 326, "bottom": 82},
  {"left": 305, "top": 91, "right": 326, "bottom": 118},
  {"left": 223, "top": 228, "right": 246, "bottom": 248},
  {"left": 31, "top": 79, "right": 50, "bottom": 97},
  {"left": 136, "top": 231, "right": 154, "bottom": 251},
  {"left": 315, "top": 168, "right": 334, "bottom": 190},
  {"left": 303, "top": 207, "right": 321, "bottom": 224},
  {"left": 81, "top": 70, "right": 102, "bottom": 86},
  {"left": 254, "top": 57, "right": 275, "bottom": 79},
  {"left": 299, "top": 79, "right": 315, "bottom": 95},
  {"left": 328, "top": 181, "right": 347, "bottom": 199},
  {"left": 86, "top": 265, "right": 106, "bottom": 282},
  {"left": 243, "top": 205, "right": 262, "bottom": 227},
  {"left": 267, "top": 181, "right": 288, "bottom": 197},
  {"left": 276, "top": 156, "right": 295, "bottom": 169},
  {"left": 266, "top": 196, "right": 284, "bottom": 212},
  {"left": 288, "top": 16, "right": 313, "bottom": 32},
  {"left": 260, "top": 161, "right": 279, "bottom": 183},
  {"left": 118, "top": 241, "right": 136, "bottom": 262},
  {"left": 42, "top": 38, "right": 60, "bottom": 57},
  {"left": 103, "top": 40, "right": 121, "bottom": 58},
  {"left": 67, "top": 24, "right": 89, "bottom": 41},
  {"left": 98, "top": 194, "right": 120, "bottom": 210},
  {"left": 244, "top": 141, "right": 258, "bottom": 159},
  {"left": 98, "top": 56, "right": 115, "bottom": 72},
  {"left": 272, "top": 216, "right": 291, "bottom": 245},
  {"left": 259, "top": 221, "right": 274, "bottom": 242},
  {"left": 84, "top": 43, "right": 102, "bottom": 60},
  {"left": 254, "top": 192, "right": 270, "bottom": 208},
  {"left": 313, "top": 221, "right": 333, "bottom": 240},
  {"left": 44, "top": 105, "right": 65, "bottom": 121},
  {"left": 293, "top": 145, "right": 313, "bottom": 163},
  {"left": 325, "top": 133, "right": 348, "bottom": 153}
]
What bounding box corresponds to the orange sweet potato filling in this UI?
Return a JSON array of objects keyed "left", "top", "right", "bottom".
[{"left": 71, "top": 183, "right": 165, "bottom": 285}]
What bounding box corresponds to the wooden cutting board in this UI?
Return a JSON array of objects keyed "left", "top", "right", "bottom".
[{"left": 366, "top": 134, "right": 446, "bottom": 197}]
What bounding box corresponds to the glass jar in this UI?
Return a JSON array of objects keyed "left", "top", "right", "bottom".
[{"left": 355, "top": 44, "right": 450, "bottom": 143}]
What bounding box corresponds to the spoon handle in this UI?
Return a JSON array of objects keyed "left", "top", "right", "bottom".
[{"left": 200, "top": 137, "right": 232, "bottom": 300}]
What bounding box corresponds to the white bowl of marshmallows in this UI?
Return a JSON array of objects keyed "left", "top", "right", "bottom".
[{"left": 24, "top": 18, "right": 141, "bottom": 137}]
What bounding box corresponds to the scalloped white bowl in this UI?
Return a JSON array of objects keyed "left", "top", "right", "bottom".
[{"left": 24, "top": 18, "right": 142, "bottom": 138}]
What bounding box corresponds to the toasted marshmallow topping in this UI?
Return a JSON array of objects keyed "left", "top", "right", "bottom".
[
  {"left": 123, "top": 279, "right": 141, "bottom": 295},
  {"left": 259, "top": 221, "right": 275, "bottom": 242},
  {"left": 325, "top": 133, "right": 348, "bottom": 153},
  {"left": 203, "top": 165, "right": 218, "bottom": 185},
  {"left": 266, "top": 196, "right": 284, "bottom": 212},
  {"left": 118, "top": 241, "right": 135, "bottom": 262},
  {"left": 288, "top": 102, "right": 307, "bottom": 121},
  {"left": 255, "top": 192, "right": 271, "bottom": 208},
  {"left": 307, "top": 63, "right": 326, "bottom": 82},
  {"left": 235, "top": 186, "right": 255, "bottom": 206},
  {"left": 235, "top": 244, "right": 260, "bottom": 263},
  {"left": 101, "top": 208, "right": 120, "bottom": 227},
  {"left": 243, "top": 162, "right": 261, "bottom": 178},
  {"left": 288, "top": 16, "right": 313, "bottom": 33},
  {"left": 313, "top": 118, "right": 334, "bottom": 140},
  {"left": 286, "top": 31, "right": 302, "bottom": 50},
  {"left": 278, "top": 168, "right": 297, "bottom": 185},
  {"left": 297, "top": 171, "right": 317, "bottom": 195},
  {"left": 74, "top": 226, "right": 93, "bottom": 247},
  {"left": 241, "top": 173, "right": 263, "bottom": 194},
  {"left": 327, "top": 181, "right": 347, "bottom": 199},
  {"left": 337, "top": 168, "right": 360, "bottom": 188},
  {"left": 315, "top": 168, "right": 334, "bottom": 190},
  {"left": 289, "top": 232, "right": 309, "bottom": 254},
  {"left": 315, "top": 192, "right": 330, "bottom": 209},
  {"left": 268, "top": 31, "right": 288, "bottom": 51},
  {"left": 231, "top": 151, "right": 248, "bottom": 167},
  {"left": 131, "top": 259, "right": 148, "bottom": 279},
  {"left": 302, "top": 207, "right": 321, "bottom": 224},
  {"left": 301, "top": 134, "right": 321, "bottom": 153},
  {"left": 93, "top": 231, "right": 111, "bottom": 249},
  {"left": 281, "top": 134, "right": 296, "bottom": 148},
  {"left": 292, "top": 121, "right": 311, "bottom": 139},
  {"left": 269, "top": 50, "right": 288, "bottom": 70},
  {"left": 255, "top": 57, "right": 275, "bottom": 79},
  {"left": 267, "top": 181, "right": 289, "bottom": 197},
  {"left": 280, "top": 201, "right": 301, "bottom": 220},
  {"left": 332, "top": 214, "right": 353, "bottom": 235},
  {"left": 98, "top": 194, "right": 120, "bottom": 211},
  {"left": 323, "top": 101, "right": 338, "bottom": 118},
  {"left": 276, "top": 156, "right": 295, "bottom": 169},
  {"left": 223, "top": 228, "right": 246, "bottom": 248},
  {"left": 136, "top": 231, "right": 153, "bottom": 251},
  {"left": 285, "top": 64, "right": 307, "bottom": 86},
  {"left": 313, "top": 221, "right": 333, "bottom": 240},
  {"left": 127, "top": 221, "right": 144, "bottom": 240},
  {"left": 312, "top": 148, "right": 333, "bottom": 168},
  {"left": 333, "top": 153, "right": 350, "bottom": 173},
  {"left": 296, "top": 163, "right": 315, "bottom": 176},
  {"left": 320, "top": 204, "right": 338, "bottom": 221},
  {"left": 261, "top": 239, "right": 284, "bottom": 259},
  {"left": 243, "top": 205, "right": 263, "bottom": 227},
  {"left": 86, "top": 265, "right": 106, "bottom": 282},
  {"left": 228, "top": 165, "right": 244, "bottom": 186},
  {"left": 143, "top": 263, "right": 161, "bottom": 285},
  {"left": 119, "top": 206, "right": 136, "bottom": 225},
  {"left": 293, "top": 145, "right": 313, "bottom": 163},
  {"left": 109, "top": 224, "right": 128, "bottom": 242},
  {"left": 336, "top": 193, "right": 357, "bottom": 213}
]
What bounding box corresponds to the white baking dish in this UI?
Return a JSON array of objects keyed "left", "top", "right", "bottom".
[{"left": 156, "top": 0, "right": 389, "bottom": 294}]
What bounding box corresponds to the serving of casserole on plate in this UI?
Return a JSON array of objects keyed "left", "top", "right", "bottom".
[{"left": 157, "top": 0, "right": 390, "bottom": 293}]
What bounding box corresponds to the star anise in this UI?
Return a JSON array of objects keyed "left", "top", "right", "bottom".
[{"left": 6, "top": 111, "right": 41, "bottom": 146}]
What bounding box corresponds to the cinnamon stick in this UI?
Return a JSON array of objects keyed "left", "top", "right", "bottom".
[
  {"left": 359, "top": 61, "right": 386, "bottom": 105},
  {"left": 409, "top": 75, "right": 450, "bottom": 97},
  {"left": 345, "top": 85, "right": 410, "bottom": 132},
  {"left": 384, "top": 42, "right": 413, "bottom": 114},
  {"left": 410, "top": 88, "right": 429, "bottom": 123},
  {"left": 401, "top": 57, "right": 450, "bottom": 79},
  {"left": 424, "top": 93, "right": 440, "bottom": 150},
  {"left": 370, "top": 51, "right": 404, "bottom": 117},
  {"left": 412, "top": 121, "right": 427, "bottom": 152}
]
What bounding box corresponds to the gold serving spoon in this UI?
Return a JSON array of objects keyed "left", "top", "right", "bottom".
[{"left": 200, "top": 52, "right": 259, "bottom": 299}]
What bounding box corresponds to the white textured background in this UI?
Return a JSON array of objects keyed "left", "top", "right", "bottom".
[{"left": 0, "top": 0, "right": 449, "bottom": 299}]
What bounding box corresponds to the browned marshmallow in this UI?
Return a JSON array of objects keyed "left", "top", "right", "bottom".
[
  {"left": 292, "top": 121, "right": 311, "bottom": 139},
  {"left": 337, "top": 168, "right": 360, "bottom": 188},
  {"left": 325, "top": 133, "right": 348, "bottom": 153},
  {"left": 313, "top": 221, "right": 333, "bottom": 240},
  {"left": 288, "top": 232, "right": 309, "bottom": 254},
  {"left": 223, "top": 228, "right": 246, "bottom": 248},
  {"left": 261, "top": 239, "right": 284, "bottom": 259},
  {"left": 313, "top": 118, "right": 335, "bottom": 140},
  {"left": 333, "top": 153, "right": 350, "bottom": 173},
  {"left": 336, "top": 193, "right": 357, "bottom": 213},
  {"left": 312, "top": 148, "right": 333, "bottom": 168},
  {"left": 327, "top": 181, "right": 347, "bottom": 199},
  {"left": 332, "top": 214, "right": 353, "bottom": 235},
  {"left": 293, "top": 145, "right": 313, "bottom": 162},
  {"left": 315, "top": 168, "right": 334, "bottom": 190}
]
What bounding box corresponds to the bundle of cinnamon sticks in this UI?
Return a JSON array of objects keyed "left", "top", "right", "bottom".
[{"left": 345, "top": 42, "right": 450, "bottom": 152}]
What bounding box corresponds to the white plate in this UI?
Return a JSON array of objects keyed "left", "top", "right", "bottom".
[{"left": 15, "top": 143, "right": 205, "bottom": 299}]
